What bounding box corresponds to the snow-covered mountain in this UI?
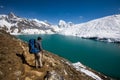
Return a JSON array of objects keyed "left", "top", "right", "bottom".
[
  {"left": 0, "top": 12, "right": 58, "bottom": 35},
  {"left": 59, "top": 14, "right": 120, "bottom": 42},
  {"left": 58, "top": 20, "right": 74, "bottom": 28},
  {"left": 0, "top": 12, "right": 120, "bottom": 42}
]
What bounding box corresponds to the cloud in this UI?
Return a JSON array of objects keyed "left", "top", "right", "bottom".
[{"left": 0, "top": 5, "right": 4, "bottom": 8}]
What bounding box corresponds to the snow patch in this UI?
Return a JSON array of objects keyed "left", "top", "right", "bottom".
[
  {"left": 32, "top": 19, "right": 50, "bottom": 26},
  {"left": 0, "top": 19, "right": 12, "bottom": 30},
  {"left": 73, "top": 62, "right": 102, "bottom": 80}
]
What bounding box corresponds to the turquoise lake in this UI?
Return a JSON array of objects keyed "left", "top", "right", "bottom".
[{"left": 16, "top": 34, "right": 120, "bottom": 79}]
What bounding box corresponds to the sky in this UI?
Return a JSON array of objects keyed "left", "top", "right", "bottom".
[{"left": 0, "top": 0, "right": 120, "bottom": 24}]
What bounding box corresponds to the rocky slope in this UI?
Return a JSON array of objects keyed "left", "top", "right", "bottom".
[{"left": 0, "top": 30, "right": 112, "bottom": 80}]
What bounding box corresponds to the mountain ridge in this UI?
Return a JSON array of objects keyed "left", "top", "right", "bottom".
[
  {"left": 0, "top": 12, "right": 56, "bottom": 34},
  {"left": 0, "top": 13, "right": 120, "bottom": 42}
]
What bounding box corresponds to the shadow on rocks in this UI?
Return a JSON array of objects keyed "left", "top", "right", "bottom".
[{"left": 16, "top": 53, "right": 35, "bottom": 68}]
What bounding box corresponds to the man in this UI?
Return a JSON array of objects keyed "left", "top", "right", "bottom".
[{"left": 34, "top": 37, "right": 43, "bottom": 68}]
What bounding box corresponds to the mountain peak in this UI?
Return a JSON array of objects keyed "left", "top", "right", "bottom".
[
  {"left": 58, "top": 20, "right": 74, "bottom": 28},
  {"left": 59, "top": 20, "right": 66, "bottom": 24},
  {"left": 8, "top": 12, "right": 17, "bottom": 19},
  {"left": 58, "top": 20, "right": 67, "bottom": 28}
]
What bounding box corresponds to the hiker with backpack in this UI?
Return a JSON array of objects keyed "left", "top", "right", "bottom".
[{"left": 29, "top": 37, "right": 43, "bottom": 68}]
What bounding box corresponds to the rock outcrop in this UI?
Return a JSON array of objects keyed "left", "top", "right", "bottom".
[{"left": 0, "top": 30, "right": 112, "bottom": 80}]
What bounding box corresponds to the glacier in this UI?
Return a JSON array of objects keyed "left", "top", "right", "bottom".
[{"left": 58, "top": 15, "right": 120, "bottom": 42}]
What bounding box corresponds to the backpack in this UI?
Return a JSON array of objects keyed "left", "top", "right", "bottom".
[{"left": 28, "top": 39, "right": 39, "bottom": 54}]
